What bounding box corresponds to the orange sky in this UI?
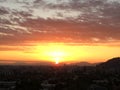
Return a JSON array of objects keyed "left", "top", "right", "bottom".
[
  {"left": 0, "top": 0, "right": 120, "bottom": 64},
  {"left": 0, "top": 43, "right": 120, "bottom": 64}
]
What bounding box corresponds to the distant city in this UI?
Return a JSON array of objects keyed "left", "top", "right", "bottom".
[{"left": 0, "top": 57, "right": 120, "bottom": 90}]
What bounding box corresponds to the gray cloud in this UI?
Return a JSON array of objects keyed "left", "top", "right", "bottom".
[{"left": 0, "top": 0, "right": 120, "bottom": 46}]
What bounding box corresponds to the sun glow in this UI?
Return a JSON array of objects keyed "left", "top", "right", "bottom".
[
  {"left": 33, "top": 43, "right": 91, "bottom": 63},
  {"left": 49, "top": 51, "right": 66, "bottom": 64},
  {"left": 1, "top": 42, "right": 120, "bottom": 63},
  {"left": 34, "top": 43, "right": 70, "bottom": 63},
  {"left": 31, "top": 43, "right": 120, "bottom": 63}
]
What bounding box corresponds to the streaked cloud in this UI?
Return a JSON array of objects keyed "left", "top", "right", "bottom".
[{"left": 0, "top": 0, "right": 120, "bottom": 48}]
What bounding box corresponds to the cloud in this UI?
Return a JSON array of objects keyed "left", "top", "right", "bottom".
[{"left": 0, "top": 0, "right": 120, "bottom": 47}]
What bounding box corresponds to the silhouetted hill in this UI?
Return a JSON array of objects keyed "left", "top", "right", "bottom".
[
  {"left": 0, "top": 60, "right": 53, "bottom": 65},
  {"left": 71, "top": 61, "right": 97, "bottom": 66},
  {"left": 76, "top": 62, "right": 92, "bottom": 66},
  {"left": 97, "top": 57, "right": 120, "bottom": 71}
]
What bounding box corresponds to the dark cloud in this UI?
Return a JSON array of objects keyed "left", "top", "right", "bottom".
[
  {"left": 0, "top": 7, "right": 9, "bottom": 15},
  {"left": 0, "top": 0, "right": 6, "bottom": 2}
]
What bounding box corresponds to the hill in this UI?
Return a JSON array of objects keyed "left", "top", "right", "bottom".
[{"left": 97, "top": 57, "right": 120, "bottom": 71}]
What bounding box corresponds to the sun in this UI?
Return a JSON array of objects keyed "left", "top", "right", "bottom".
[
  {"left": 51, "top": 51, "right": 64, "bottom": 64},
  {"left": 55, "top": 57, "right": 60, "bottom": 64}
]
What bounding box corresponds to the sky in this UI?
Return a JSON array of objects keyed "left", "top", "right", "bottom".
[{"left": 0, "top": 0, "right": 120, "bottom": 64}]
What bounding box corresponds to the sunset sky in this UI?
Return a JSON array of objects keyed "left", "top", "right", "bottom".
[{"left": 0, "top": 0, "right": 120, "bottom": 64}]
